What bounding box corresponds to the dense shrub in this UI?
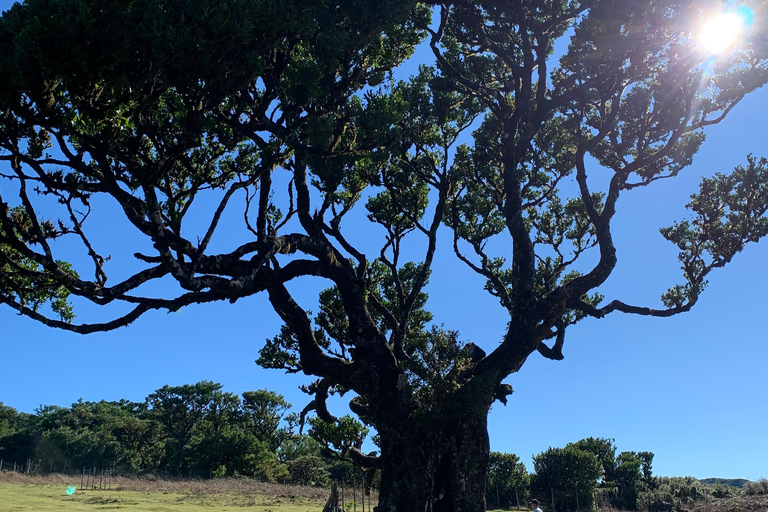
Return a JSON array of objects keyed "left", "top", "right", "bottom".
[{"left": 743, "top": 478, "right": 768, "bottom": 496}]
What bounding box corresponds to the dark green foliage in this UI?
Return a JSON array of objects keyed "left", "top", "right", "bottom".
[
  {"left": 571, "top": 437, "right": 618, "bottom": 484},
  {"left": 530, "top": 439, "right": 657, "bottom": 511},
  {"left": 241, "top": 390, "right": 293, "bottom": 452},
  {"left": 485, "top": 451, "right": 530, "bottom": 509},
  {"left": 146, "top": 381, "right": 238, "bottom": 474},
  {"left": 699, "top": 478, "right": 750, "bottom": 489},
  {"left": 0, "top": 383, "right": 307, "bottom": 481},
  {"left": 743, "top": 479, "right": 768, "bottom": 496},
  {"left": 286, "top": 455, "right": 330, "bottom": 487},
  {"left": 308, "top": 415, "right": 369, "bottom": 457},
  {"left": 0, "top": 207, "right": 77, "bottom": 322},
  {"left": 660, "top": 156, "right": 768, "bottom": 308},
  {"left": 0, "top": 403, "right": 18, "bottom": 439},
  {"left": 532, "top": 445, "right": 601, "bottom": 511},
  {"left": 613, "top": 452, "right": 643, "bottom": 510}
]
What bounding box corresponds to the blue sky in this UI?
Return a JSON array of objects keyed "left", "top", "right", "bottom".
[{"left": 1, "top": 1, "right": 766, "bottom": 481}]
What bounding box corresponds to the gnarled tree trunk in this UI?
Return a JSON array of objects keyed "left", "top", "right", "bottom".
[{"left": 375, "top": 397, "right": 492, "bottom": 512}]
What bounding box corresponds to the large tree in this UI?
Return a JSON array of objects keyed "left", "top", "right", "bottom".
[{"left": 1, "top": 0, "right": 767, "bottom": 511}]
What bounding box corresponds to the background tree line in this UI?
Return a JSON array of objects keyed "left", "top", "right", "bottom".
[
  {"left": 486, "top": 438, "right": 767, "bottom": 512},
  {"left": 486, "top": 437, "right": 653, "bottom": 511},
  {"left": 2, "top": 390, "right": 765, "bottom": 512},
  {"left": 0, "top": 381, "right": 368, "bottom": 486}
]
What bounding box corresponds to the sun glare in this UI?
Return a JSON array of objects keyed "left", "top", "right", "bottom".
[{"left": 700, "top": 13, "right": 743, "bottom": 54}]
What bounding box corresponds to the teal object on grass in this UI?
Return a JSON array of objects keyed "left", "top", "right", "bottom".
[{"left": 66, "top": 486, "right": 76, "bottom": 495}]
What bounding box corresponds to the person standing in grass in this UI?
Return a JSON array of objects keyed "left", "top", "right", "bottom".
[{"left": 529, "top": 499, "right": 543, "bottom": 512}]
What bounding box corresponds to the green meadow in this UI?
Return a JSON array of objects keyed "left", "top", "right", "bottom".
[
  {"left": 0, "top": 478, "right": 516, "bottom": 512},
  {"left": 0, "top": 482, "right": 326, "bottom": 512},
  {"left": 0, "top": 472, "right": 334, "bottom": 512}
]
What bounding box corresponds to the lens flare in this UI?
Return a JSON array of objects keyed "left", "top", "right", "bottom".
[
  {"left": 735, "top": 6, "right": 755, "bottom": 27},
  {"left": 700, "top": 12, "right": 743, "bottom": 54}
]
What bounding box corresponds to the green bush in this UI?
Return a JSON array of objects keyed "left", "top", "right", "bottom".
[{"left": 744, "top": 478, "right": 768, "bottom": 496}]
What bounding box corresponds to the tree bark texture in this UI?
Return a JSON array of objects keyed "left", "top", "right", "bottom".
[{"left": 375, "top": 398, "right": 492, "bottom": 512}]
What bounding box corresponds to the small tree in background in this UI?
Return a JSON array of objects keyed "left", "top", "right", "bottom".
[
  {"left": 486, "top": 452, "right": 530, "bottom": 509},
  {"left": 571, "top": 437, "right": 618, "bottom": 486},
  {"left": 532, "top": 445, "right": 601, "bottom": 511},
  {"left": 613, "top": 452, "right": 643, "bottom": 510}
]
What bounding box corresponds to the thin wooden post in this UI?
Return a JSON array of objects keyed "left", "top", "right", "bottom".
[
  {"left": 341, "top": 480, "right": 345, "bottom": 511},
  {"left": 552, "top": 488, "right": 556, "bottom": 512},
  {"left": 515, "top": 486, "right": 520, "bottom": 510},
  {"left": 81, "top": 468, "right": 85, "bottom": 489},
  {"left": 13, "top": 461, "right": 16, "bottom": 472},
  {"left": 575, "top": 489, "right": 580, "bottom": 511},
  {"left": 496, "top": 482, "right": 500, "bottom": 508},
  {"left": 0, "top": 456, "right": 3, "bottom": 471},
  {"left": 63, "top": 461, "right": 67, "bottom": 474}
]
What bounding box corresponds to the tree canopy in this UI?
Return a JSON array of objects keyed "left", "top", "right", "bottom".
[
  {"left": 1, "top": 0, "right": 767, "bottom": 510},
  {"left": 0, "top": 382, "right": 300, "bottom": 478}
]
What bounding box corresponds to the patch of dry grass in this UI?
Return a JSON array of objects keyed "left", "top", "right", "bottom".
[
  {"left": 0, "top": 470, "right": 331, "bottom": 500},
  {"left": 688, "top": 494, "right": 768, "bottom": 512},
  {"left": 0, "top": 471, "right": 340, "bottom": 512}
]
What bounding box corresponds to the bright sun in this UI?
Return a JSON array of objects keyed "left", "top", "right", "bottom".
[{"left": 700, "top": 13, "right": 744, "bottom": 54}]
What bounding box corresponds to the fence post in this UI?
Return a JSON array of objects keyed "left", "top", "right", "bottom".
[
  {"left": 551, "top": 488, "right": 556, "bottom": 512},
  {"left": 0, "top": 457, "right": 3, "bottom": 471},
  {"left": 13, "top": 461, "right": 16, "bottom": 472},
  {"left": 575, "top": 489, "right": 580, "bottom": 511},
  {"left": 81, "top": 468, "right": 84, "bottom": 489},
  {"left": 515, "top": 486, "right": 520, "bottom": 510}
]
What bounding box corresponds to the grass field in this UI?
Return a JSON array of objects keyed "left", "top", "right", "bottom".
[
  {"left": 4, "top": 472, "right": 763, "bottom": 512},
  {"left": 0, "top": 472, "right": 329, "bottom": 512}
]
